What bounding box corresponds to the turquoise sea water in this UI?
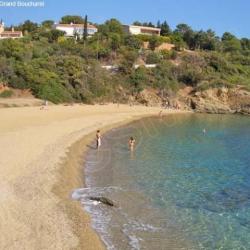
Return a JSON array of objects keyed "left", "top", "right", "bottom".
[{"left": 75, "top": 114, "right": 250, "bottom": 250}]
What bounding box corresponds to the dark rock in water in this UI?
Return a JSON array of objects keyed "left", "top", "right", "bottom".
[
  {"left": 176, "top": 202, "right": 199, "bottom": 210},
  {"left": 202, "top": 186, "right": 250, "bottom": 213},
  {"left": 89, "top": 196, "right": 115, "bottom": 207},
  {"left": 176, "top": 184, "right": 250, "bottom": 214}
]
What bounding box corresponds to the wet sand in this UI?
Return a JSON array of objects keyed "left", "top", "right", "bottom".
[{"left": 0, "top": 104, "right": 187, "bottom": 249}]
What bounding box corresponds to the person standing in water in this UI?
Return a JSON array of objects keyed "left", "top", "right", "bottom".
[
  {"left": 96, "top": 130, "right": 101, "bottom": 149},
  {"left": 129, "top": 137, "right": 136, "bottom": 151}
]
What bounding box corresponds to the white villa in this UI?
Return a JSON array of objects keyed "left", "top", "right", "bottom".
[
  {"left": 123, "top": 25, "right": 161, "bottom": 36},
  {"left": 54, "top": 23, "right": 98, "bottom": 38},
  {"left": 0, "top": 21, "right": 23, "bottom": 39}
]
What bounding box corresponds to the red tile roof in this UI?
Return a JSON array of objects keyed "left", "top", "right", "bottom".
[
  {"left": 0, "top": 31, "right": 22, "bottom": 37},
  {"left": 1, "top": 31, "right": 22, "bottom": 35}
]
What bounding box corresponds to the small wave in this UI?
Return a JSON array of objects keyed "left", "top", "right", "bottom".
[
  {"left": 120, "top": 211, "right": 162, "bottom": 233},
  {"left": 122, "top": 230, "right": 141, "bottom": 250},
  {"left": 122, "top": 220, "right": 161, "bottom": 250}
]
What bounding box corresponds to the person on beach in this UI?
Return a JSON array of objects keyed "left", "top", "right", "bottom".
[
  {"left": 129, "top": 137, "right": 136, "bottom": 151},
  {"left": 165, "top": 99, "right": 170, "bottom": 109},
  {"left": 96, "top": 130, "right": 101, "bottom": 149},
  {"left": 40, "top": 99, "right": 48, "bottom": 110}
]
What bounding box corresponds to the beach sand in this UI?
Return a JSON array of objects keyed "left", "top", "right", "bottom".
[{"left": 0, "top": 104, "right": 187, "bottom": 250}]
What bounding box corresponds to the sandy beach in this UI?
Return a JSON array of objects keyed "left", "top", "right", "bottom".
[{"left": 0, "top": 103, "right": 186, "bottom": 250}]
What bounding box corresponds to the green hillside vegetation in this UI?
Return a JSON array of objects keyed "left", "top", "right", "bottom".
[{"left": 1, "top": 16, "right": 250, "bottom": 103}]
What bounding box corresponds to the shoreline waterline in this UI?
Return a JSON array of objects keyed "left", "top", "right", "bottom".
[
  {"left": 69, "top": 112, "right": 193, "bottom": 249},
  {"left": 53, "top": 109, "right": 191, "bottom": 249},
  {"left": 0, "top": 104, "right": 191, "bottom": 249},
  {"left": 79, "top": 114, "right": 195, "bottom": 250},
  {"left": 56, "top": 111, "right": 190, "bottom": 249}
]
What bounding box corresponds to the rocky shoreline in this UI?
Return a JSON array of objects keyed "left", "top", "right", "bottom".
[
  {"left": 188, "top": 86, "right": 250, "bottom": 115},
  {"left": 134, "top": 86, "right": 250, "bottom": 115}
]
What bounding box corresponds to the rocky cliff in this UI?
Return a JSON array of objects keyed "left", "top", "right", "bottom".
[
  {"left": 135, "top": 86, "right": 250, "bottom": 115},
  {"left": 187, "top": 86, "right": 250, "bottom": 115}
]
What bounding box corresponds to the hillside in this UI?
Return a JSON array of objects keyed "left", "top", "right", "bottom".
[{"left": 0, "top": 16, "right": 250, "bottom": 113}]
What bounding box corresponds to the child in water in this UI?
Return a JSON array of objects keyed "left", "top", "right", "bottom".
[
  {"left": 129, "top": 137, "right": 136, "bottom": 151},
  {"left": 96, "top": 130, "right": 101, "bottom": 149}
]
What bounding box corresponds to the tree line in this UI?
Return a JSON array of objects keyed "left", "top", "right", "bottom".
[{"left": 0, "top": 15, "right": 249, "bottom": 103}]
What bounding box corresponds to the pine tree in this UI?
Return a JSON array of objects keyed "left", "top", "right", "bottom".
[
  {"left": 157, "top": 21, "right": 161, "bottom": 28},
  {"left": 83, "top": 15, "right": 88, "bottom": 41},
  {"left": 160, "top": 21, "right": 171, "bottom": 36}
]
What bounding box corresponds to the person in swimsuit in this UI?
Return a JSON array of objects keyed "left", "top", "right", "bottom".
[
  {"left": 96, "top": 130, "right": 101, "bottom": 149},
  {"left": 129, "top": 137, "right": 136, "bottom": 151}
]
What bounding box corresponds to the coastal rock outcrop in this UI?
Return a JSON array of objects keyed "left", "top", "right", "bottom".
[
  {"left": 136, "top": 89, "right": 162, "bottom": 107},
  {"left": 228, "top": 87, "right": 250, "bottom": 115},
  {"left": 188, "top": 86, "right": 250, "bottom": 114},
  {"left": 188, "top": 88, "right": 234, "bottom": 114},
  {"left": 130, "top": 85, "right": 250, "bottom": 115}
]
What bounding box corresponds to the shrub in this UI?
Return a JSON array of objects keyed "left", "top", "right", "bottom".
[
  {"left": 146, "top": 52, "right": 161, "bottom": 64},
  {"left": 160, "top": 50, "right": 177, "bottom": 60},
  {"left": 129, "top": 67, "right": 148, "bottom": 92},
  {"left": 124, "top": 35, "right": 143, "bottom": 49},
  {"left": 148, "top": 35, "right": 161, "bottom": 50},
  {"left": 9, "top": 76, "right": 29, "bottom": 89},
  {"left": 0, "top": 89, "right": 13, "bottom": 98},
  {"left": 196, "top": 80, "right": 232, "bottom": 91},
  {"left": 37, "top": 80, "right": 72, "bottom": 103},
  {"left": 177, "top": 65, "right": 203, "bottom": 86}
]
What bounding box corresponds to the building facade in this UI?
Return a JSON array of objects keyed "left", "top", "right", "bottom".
[
  {"left": 123, "top": 25, "right": 161, "bottom": 36},
  {"left": 54, "top": 23, "right": 98, "bottom": 38},
  {"left": 0, "top": 21, "right": 23, "bottom": 39}
]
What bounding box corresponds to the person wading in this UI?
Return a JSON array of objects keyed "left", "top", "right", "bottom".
[
  {"left": 129, "top": 137, "right": 136, "bottom": 151},
  {"left": 96, "top": 130, "right": 101, "bottom": 149}
]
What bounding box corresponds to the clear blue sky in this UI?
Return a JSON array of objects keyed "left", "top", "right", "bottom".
[{"left": 0, "top": 0, "right": 249, "bottom": 38}]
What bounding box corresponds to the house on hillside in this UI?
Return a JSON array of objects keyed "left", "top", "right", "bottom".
[
  {"left": 0, "top": 21, "right": 23, "bottom": 39},
  {"left": 123, "top": 25, "right": 161, "bottom": 36},
  {"left": 54, "top": 23, "right": 98, "bottom": 38}
]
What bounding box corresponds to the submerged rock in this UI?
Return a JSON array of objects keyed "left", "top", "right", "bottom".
[{"left": 89, "top": 196, "right": 115, "bottom": 207}]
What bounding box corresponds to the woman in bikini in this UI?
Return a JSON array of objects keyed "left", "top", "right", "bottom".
[
  {"left": 129, "top": 137, "right": 136, "bottom": 151},
  {"left": 96, "top": 130, "right": 101, "bottom": 149}
]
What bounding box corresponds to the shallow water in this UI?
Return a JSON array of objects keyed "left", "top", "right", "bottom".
[{"left": 74, "top": 114, "right": 250, "bottom": 250}]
